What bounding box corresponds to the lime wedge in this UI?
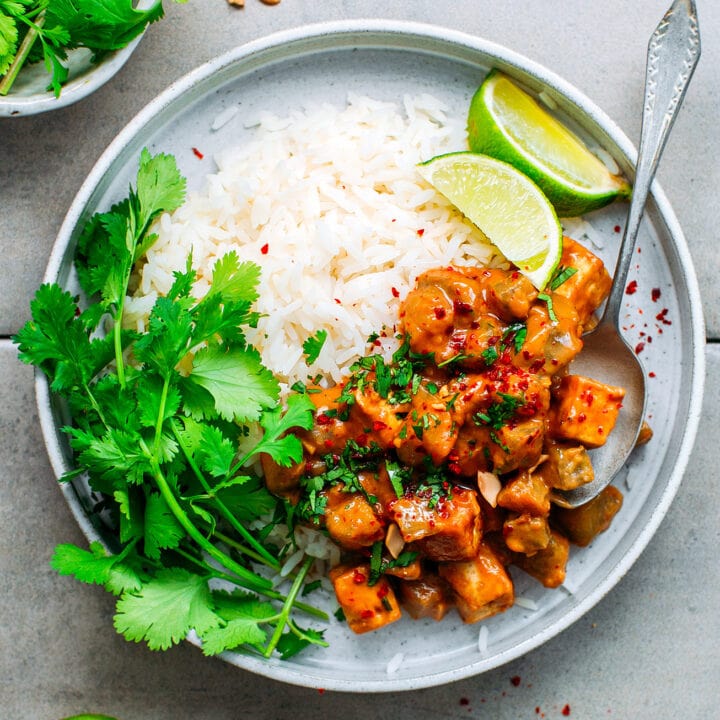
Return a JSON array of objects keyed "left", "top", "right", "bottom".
[
  {"left": 418, "top": 151, "right": 562, "bottom": 290},
  {"left": 468, "top": 71, "right": 630, "bottom": 216}
]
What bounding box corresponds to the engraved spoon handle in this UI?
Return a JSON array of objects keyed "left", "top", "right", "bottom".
[{"left": 604, "top": 0, "right": 701, "bottom": 324}]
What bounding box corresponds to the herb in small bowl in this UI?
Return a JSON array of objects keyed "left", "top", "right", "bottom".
[{"left": 0, "top": 0, "right": 186, "bottom": 116}]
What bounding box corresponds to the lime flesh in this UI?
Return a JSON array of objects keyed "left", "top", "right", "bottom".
[
  {"left": 418, "top": 152, "right": 562, "bottom": 290},
  {"left": 468, "top": 71, "right": 630, "bottom": 216}
]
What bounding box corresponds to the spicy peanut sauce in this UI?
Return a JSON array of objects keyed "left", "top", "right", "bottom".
[{"left": 263, "top": 236, "right": 634, "bottom": 634}]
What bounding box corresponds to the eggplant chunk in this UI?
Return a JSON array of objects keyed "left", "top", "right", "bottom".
[
  {"left": 398, "top": 573, "right": 455, "bottom": 621},
  {"left": 552, "top": 485, "right": 623, "bottom": 547},
  {"left": 539, "top": 441, "right": 595, "bottom": 491},
  {"left": 439, "top": 541, "right": 514, "bottom": 623},
  {"left": 503, "top": 513, "right": 551, "bottom": 555},
  {"left": 513, "top": 528, "right": 570, "bottom": 588},
  {"left": 329, "top": 563, "right": 402, "bottom": 634}
]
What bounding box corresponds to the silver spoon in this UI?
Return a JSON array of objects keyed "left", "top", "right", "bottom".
[{"left": 550, "top": 0, "right": 700, "bottom": 509}]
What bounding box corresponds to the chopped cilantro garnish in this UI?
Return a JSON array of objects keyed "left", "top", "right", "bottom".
[
  {"left": 303, "top": 329, "right": 328, "bottom": 365},
  {"left": 549, "top": 265, "right": 578, "bottom": 290},
  {"left": 537, "top": 293, "right": 558, "bottom": 322}
]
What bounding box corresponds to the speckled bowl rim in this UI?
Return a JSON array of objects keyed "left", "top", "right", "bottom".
[{"left": 35, "top": 20, "right": 705, "bottom": 692}]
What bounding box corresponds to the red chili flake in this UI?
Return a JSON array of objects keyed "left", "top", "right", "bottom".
[
  {"left": 417, "top": 228, "right": 425, "bottom": 236},
  {"left": 656, "top": 308, "right": 672, "bottom": 325},
  {"left": 372, "top": 420, "right": 388, "bottom": 432},
  {"left": 454, "top": 300, "right": 474, "bottom": 314},
  {"left": 577, "top": 413, "right": 587, "bottom": 423},
  {"left": 353, "top": 570, "right": 367, "bottom": 584},
  {"left": 448, "top": 462, "right": 462, "bottom": 475},
  {"left": 625, "top": 280, "right": 638, "bottom": 295},
  {"left": 649, "top": 371, "right": 656, "bottom": 378},
  {"left": 614, "top": 225, "right": 621, "bottom": 233},
  {"left": 535, "top": 708, "right": 541, "bottom": 715},
  {"left": 355, "top": 433, "right": 368, "bottom": 446},
  {"left": 260, "top": 243, "right": 269, "bottom": 255},
  {"left": 635, "top": 342, "right": 645, "bottom": 354},
  {"left": 376, "top": 584, "right": 389, "bottom": 599},
  {"left": 324, "top": 439, "right": 334, "bottom": 448},
  {"left": 562, "top": 704, "right": 571, "bottom": 716},
  {"left": 191, "top": 147, "right": 204, "bottom": 159},
  {"left": 316, "top": 413, "right": 332, "bottom": 425},
  {"left": 360, "top": 609, "right": 375, "bottom": 619},
  {"left": 459, "top": 698, "right": 470, "bottom": 706},
  {"left": 651, "top": 287, "right": 661, "bottom": 302},
  {"left": 510, "top": 675, "right": 521, "bottom": 687},
  {"left": 334, "top": 298, "right": 342, "bottom": 305},
  {"left": 318, "top": 688, "right": 326, "bottom": 695},
  {"left": 391, "top": 287, "right": 400, "bottom": 298},
  {"left": 434, "top": 306, "right": 447, "bottom": 320}
]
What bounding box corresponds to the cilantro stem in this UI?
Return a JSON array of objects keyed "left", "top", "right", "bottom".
[
  {"left": 173, "top": 545, "right": 327, "bottom": 621},
  {"left": 170, "top": 421, "right": 280, "bottom": 569},
  {"left": 0, "top": 12, "right": 44, "bottom": 97},
  {"left": 211, "top": 528, "right": 279, "bottom": 570},
  {"left": 263, "top": 555, "right": 315, "bottom": 657},
  {"left": 153, "top": 376, "right": 171, "bottom": 457},
  {"left": 144, "top": 448, "right": 272, "bottom": 594}
]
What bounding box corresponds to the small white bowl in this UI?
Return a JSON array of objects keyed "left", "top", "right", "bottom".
[{"left": 0, "top": 11, "right": 147, "bottom": 117}]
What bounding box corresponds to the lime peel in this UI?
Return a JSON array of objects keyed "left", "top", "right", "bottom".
[
  {"left": 418, "top": 151, "right": 562, "bottom": 290},
  {"left": 468, "top": 70, "right": 630, "bottom": 216}
]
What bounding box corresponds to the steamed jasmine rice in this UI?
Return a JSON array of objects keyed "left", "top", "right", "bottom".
[{"left": 126, "top": 93, "right": 503, "bottom": 385}]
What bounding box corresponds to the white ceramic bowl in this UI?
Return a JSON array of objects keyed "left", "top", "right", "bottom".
[
  {"left": 0, "top": 5, "right": 148, "bottom": 117},
  {"left": 36, "top": 20, "right": 705, "bottom": 692}
]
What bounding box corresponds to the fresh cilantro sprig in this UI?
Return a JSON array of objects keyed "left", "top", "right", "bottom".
[
  {"left": 14, "top": 149, "right": 328, "bottom": 659},
  {"left": 0, "top": 0, "right": 187, "bottom": 98}
]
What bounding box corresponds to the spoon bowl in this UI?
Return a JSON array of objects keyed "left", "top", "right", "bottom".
[{"left": 551, "top": 0, "right": 700, "bottom": 508}]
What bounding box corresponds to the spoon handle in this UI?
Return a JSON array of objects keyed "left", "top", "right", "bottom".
[{"left": 605, "top": 0, "right": 701, "bottom": 324}]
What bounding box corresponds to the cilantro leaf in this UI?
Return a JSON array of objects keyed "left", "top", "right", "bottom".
[
  {"left": 249, "top": 392, "right": 315, "bottom": 467},
  {"left": 143, "top": 492, "right": 185, "bottom": 560},
  {"left": 199, "top": 594, "right": 276, "bottom": 655},
  {"left": 187, "top": 345, "right": 279, "bottom": 422},
  {"left": 51, "top": 541, "right": 143, "bottom": 595},
  {"left": 196, "top": 425, "right": 236, "bottom": 479},
  {"left": 275, "top": 627, "right": 326, "bottom": 660},
  {"left": 303, "top": 329, "right": 327, "bottom": 365},
  {"left": 114, "top": 568, "right": 220, "bottom": 651},
  {"left": 0, "top": 12, "right": 18, "bottom": 77}
]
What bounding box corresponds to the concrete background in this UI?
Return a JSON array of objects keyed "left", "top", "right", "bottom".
[{"left": 1, "top": 2, "right": 718, "bottom": 718}]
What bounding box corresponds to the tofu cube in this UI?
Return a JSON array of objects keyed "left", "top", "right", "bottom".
[
  {"left": 323, "top": 485, "right": 385, "bottom": 551},
  {"left": 390, "top": 486, "right": 482, "bottom": 562},
  {"left": 554, "top": 236, "right": 612, "bottom": 326},
  {"left": 496, "top": 470, "right": 551, "bottom": 516},
  {"left": 549, "top": 375, "right": 625, "bottom": 448},
  {"left": 438, "top": 541, "right": 514, "bottom": 623},
  {"left": 329, "top": 563, "right": 402, "bottom": 634}
]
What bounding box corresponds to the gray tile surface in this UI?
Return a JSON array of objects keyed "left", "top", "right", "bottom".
[{"left": 1, "top": 1, "right": 718, "bottom": 718}]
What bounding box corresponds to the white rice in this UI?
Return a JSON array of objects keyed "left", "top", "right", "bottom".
[
  {"left": 126, "top": 93, "right": 502, "bottom": 386},
  {"left": 478, "top": 625, "right": 490, "bottom": 655},
  {"left": 514, "top": 596, "right": 539, "bottom": 611},
  {"left": 386, "top": 651, "right": 405, "bottom": 675}
]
